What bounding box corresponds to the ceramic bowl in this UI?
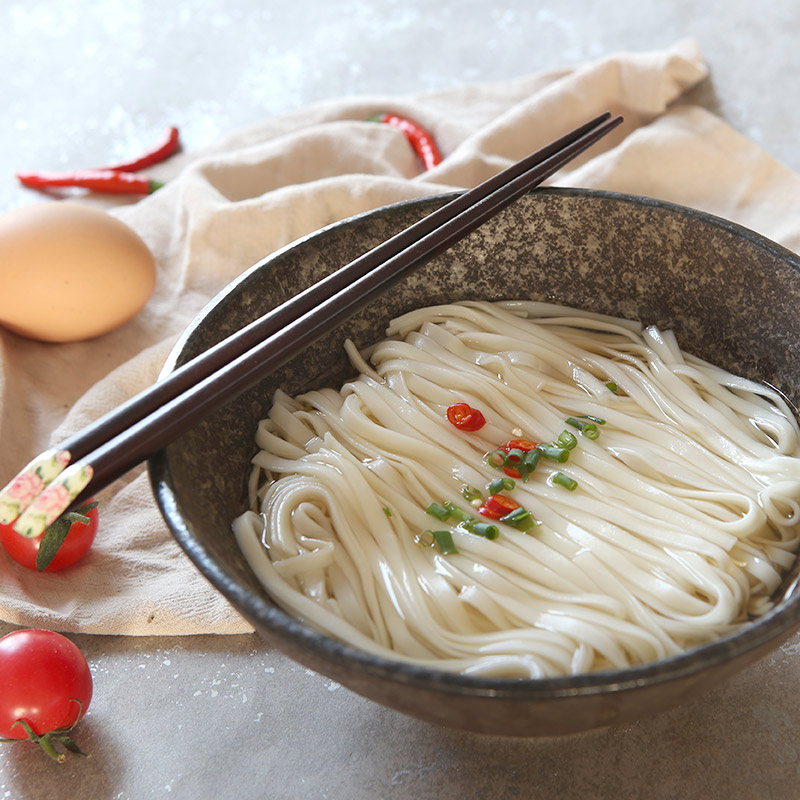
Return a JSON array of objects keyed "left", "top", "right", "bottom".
[{"left": 148, "top": 188, "right": 800, "bottom": 736}]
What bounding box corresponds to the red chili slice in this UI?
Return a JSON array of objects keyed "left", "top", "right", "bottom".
[
  {"left": 478, "top": 494, "right": 520, "bottom": 520},
  {"left": 504, "top": 439, "right": 538, "bottom": 452},
  {"left": 446, "top": 403, "right": 486, "bottom": 432},
  {"left": 500, "top": 439, "right": 538, "bottom": 478}
]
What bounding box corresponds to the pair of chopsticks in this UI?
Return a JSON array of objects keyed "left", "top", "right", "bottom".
[{"left": 0, "top": 111, "right": 622, "bottom": 538}]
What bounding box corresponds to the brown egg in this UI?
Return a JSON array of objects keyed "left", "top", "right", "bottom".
[{"left": 0, "top": 202, "right": 156, "bottom": 342}]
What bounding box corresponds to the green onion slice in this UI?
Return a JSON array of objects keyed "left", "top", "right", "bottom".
[
  {"left": 575, "top": 414, "right": 606, "bottom": 425},
  {"left": 566, "top": 417, "right": 600, "bottom": 439},
  {"left": 442, "top": 501, "right": 471, "bottom": 522},
  {"left": 499, "top": 507, "right": 537, "bottom": 531},
  {"left": 553, "top": 472, "right": 578, "bottom": 491},
  {"left": 487, "top": 449, "right": 507, "bottom": 469},
  {"left": 415, "top": 530, "right": 435, "bottom": 548},
  {"left": 462, "top": 485, "right": 483, "bottom": 502},
  {"left": 488, "top": 476, "right": 516, "bottom": 494},
  {"left": 518, "top": 448, "right": 542, "bottom": 482},
  {"left": 432, "top": 530, "right": 458, "bottom": 555},
  {"left": 504, "top": 448, "right": 526, "bottom": 466},
  {"left": 470, "top": 522, "right": 499, "bottom": 540},
  {"left": 426, "top": 502, "right": 450, "bottom": 521},
  {"left": 606, "top": 381, "right": 619, "bottom": 395},
  {"left": 538, "top": 445, "right": 570, "bottom": 463},
  {"left": 556, "top": 430, "right": 578, "bottom": 450}
]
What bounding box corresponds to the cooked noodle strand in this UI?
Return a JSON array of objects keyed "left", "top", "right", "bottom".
[{"left": 233, "top": 301, "right": 800, "bottom": 678}]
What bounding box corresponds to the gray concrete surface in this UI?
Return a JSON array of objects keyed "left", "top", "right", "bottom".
[{"left": 2, "top": 1, "right": 800, "bottom": 798}]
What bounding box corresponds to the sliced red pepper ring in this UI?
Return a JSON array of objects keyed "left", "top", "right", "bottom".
[
  {"left": 505, "top": 439, "right": 539, "bottom": 451},
  {"left": 497, "top": 439, "right": 539, "bottom": 479},
  {"left": 501, "top": 448, "right": 525, "bottom": 478},
  {"left": 478, "top": 493, "right": 521, "bottom": 520},
  {"left": 446, "top": 403, "right": 486, "bottom": 432}
]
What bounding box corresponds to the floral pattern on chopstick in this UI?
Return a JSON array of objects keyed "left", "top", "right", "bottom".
[
  {"left": 12, "top": 462, "right": 93, "bottom": 538},
  {"left": 0, "top": 449, "right": 71, "bottom": 525}
]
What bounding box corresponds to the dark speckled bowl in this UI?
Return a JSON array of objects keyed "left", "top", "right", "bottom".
[{"left": 148, "top": 188, "right": 800, "bottom": 736}]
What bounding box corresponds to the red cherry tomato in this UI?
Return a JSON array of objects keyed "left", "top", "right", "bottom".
[
  {"left": 478, "top": 494, "right": 521, "bottom": 520},
  {"left": 446, "top": 403, "right": 486, "bottom": 431},
  {"left": 0, "top": 629, "right": 92, "bottom": 758},
  {"left": 0, "top": 500, "right": 98, "bottom": 572},
  {"left": 499, "top": 439, "right": 538, "bottom": 478}
]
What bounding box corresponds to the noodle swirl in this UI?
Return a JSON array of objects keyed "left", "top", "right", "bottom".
[{"left": 233, "top": 301, "right": 800, "bottom": 678}]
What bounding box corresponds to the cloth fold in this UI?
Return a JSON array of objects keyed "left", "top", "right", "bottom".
[{"left": 1, "top": 38, "right": 798, "bottom": 635}]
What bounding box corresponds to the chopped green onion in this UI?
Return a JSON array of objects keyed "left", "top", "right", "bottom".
[
  {"left": 462, "top": 485, "right": 483, "bottom": 502},
  {"left": 432, "top": 530, "right": 458, "bottom": 555},
  {"left": 487, "top": 449, "right": 507, "bottom": 469},
  {"left": 499, "top": 507, "right": 526, "bottom": 523},
  {"left": 488, "top": 476, "right": 516, "bottom": 494},
  {"left": 504, "top": 447, "right": 526, "bottom": 467},
  {"left": 518, "top": 448, "right": 542, "bottom": 482},
  {"left": 470, "top": 522, "right": 499, "bottom": 540},
  {"left": 415, "top": 530, "right": 435, "bottom": 548},
  {"left": 575, "top": 414, "right": 606, "bottom": 425},
  {"left": 556, "top": 430, "right": 578, "bottom": 450},
  {"left": 382, "top": 507, "right": 392, "bottom": 517},
  {"left": 498, "top": 507, "right": 531, "bottom": 530},
  {"left": 537, "top": 444, "right": 570, "bottom": 463},
  {"left": 606, "top": 381, "right": 619, "bottom": 394},
  {"left": 426, "top": 502, "right": 450, "bottom": 521},
  {"left": 442, "top": 501, "right": 471, "bottom": 522},
  {"left": 553, "top": 472, "right": 578, "bottom": 491},
  {"left": 565, "top": 417, "right": 600, "bottom": 439}
]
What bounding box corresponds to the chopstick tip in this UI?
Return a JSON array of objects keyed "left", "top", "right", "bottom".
[{"left": 0, "top": 449, "right": 72, "bottom": 527}]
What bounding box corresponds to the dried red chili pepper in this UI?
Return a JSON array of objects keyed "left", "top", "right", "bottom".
[
  {"left": 446, "top": 403, "right": 486, "bottom": 431},
  {"left": 370, "top": 112, "right": 442, "bottom": 170},
  {"left": 16, "top": 170, "right": 163, "bottom": 195},
  {"left": 97, "top": 126, "right": 180, "bottom": 172}
]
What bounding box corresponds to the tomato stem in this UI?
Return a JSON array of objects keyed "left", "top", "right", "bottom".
[
  {"left": 9, "top": 719, "right": 64, "bottom": 762},
  {"left": 5, "top": 700, "right": 88, "bottom": 762}
]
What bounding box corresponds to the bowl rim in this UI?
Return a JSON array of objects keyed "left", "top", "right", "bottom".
[{"left": 149, "top": 186, "right": 800, "bottom": 699}]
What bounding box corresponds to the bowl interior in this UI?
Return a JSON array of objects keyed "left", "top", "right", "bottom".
[{"left": 149, "top": 188, "right": 800, "bottom": 734}]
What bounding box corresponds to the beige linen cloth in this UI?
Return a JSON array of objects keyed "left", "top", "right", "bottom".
[{"left": 2, "top": 38, "right": 799, "bottom": 635}]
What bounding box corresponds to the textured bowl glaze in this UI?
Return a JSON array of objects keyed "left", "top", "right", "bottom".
[{"left": 149, "top": 188, "right": 800, "bottom": 736}]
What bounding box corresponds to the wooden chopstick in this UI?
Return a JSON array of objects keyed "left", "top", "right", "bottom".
[
  {"left": 41, "top": 111, "right": 618, "bottom": 467},
  {"left": 1, "top": 112, "right": 622, "bottom": 536}
]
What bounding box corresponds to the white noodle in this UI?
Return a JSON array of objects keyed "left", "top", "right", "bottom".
[{"left": 232, "top": 301, "right": 800, "bottom": 678}]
